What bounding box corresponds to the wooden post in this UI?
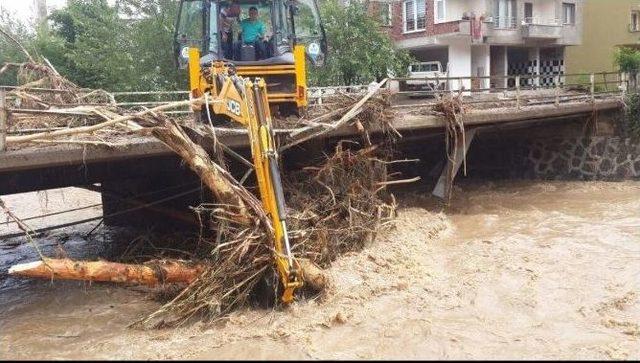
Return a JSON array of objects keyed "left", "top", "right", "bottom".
[
  {"left": 602, "top": 72, "right": 609, "bottom": 92},
  {"left": 0, "top": 90, "right": 7, "bottom": 152},
  {"left": 555, "top": 75, "right": 561, "bottom": 107},
  {"left": 590, "top": 73, "right": 595, "bottom": 103},
  {"left": 515, "top": 75, "right": 521, "bottom": 110}
]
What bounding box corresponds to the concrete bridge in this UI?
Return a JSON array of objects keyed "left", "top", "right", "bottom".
[
  {"left": 0, "top": 75, "right": 630, "bottom": 229},
  {"left": 0, "top": 98, "right": 622, "bottom": 193}
]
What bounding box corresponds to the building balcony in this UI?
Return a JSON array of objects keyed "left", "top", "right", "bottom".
[
  {"left": 482, "top": 17, "right": 521, "bottom": 44},
  {"left": 479, "top": 16, "right": 579, "bottom": 45},
  {"left": 521, "top": 18, "right": 563, "bottom": 39}
]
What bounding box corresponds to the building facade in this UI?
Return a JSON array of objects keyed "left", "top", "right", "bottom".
[
  {"left": 565, "top": 0, "right": 640, "bottom": 74},
  {"left": 386, "top": 0, "right": 583, "bottom": 89}
]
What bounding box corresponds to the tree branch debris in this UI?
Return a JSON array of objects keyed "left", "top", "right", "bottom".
[{"left": 2, "top": 61, "right": 409, "bottom": 328}]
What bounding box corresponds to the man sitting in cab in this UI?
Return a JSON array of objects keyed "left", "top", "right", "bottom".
[{"left": 238, "top": 6, "right": 269, "bottom": 60}]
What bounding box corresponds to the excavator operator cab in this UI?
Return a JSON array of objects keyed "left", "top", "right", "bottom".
[{"left": 175, "top": 0, "right": 327, "bottom": 109}]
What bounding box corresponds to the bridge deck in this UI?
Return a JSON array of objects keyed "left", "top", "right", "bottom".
[{"left": 0, "top": 98, "right": 621, "bottom": 176}]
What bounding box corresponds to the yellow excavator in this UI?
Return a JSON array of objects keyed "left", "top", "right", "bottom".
[{"left": 175, "top": 0, "right": 327, "bottom": 302}]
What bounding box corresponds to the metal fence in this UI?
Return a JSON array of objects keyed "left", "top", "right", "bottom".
[
  {"left": 389, "top": 71, "right": 632, "bottom": 108},
  {"left": 1, "top": 72, "right": 634, "bottom": 152}
]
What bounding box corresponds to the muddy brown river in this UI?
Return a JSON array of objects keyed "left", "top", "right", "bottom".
[{"left": 1, "top": 180, "right": 639, "bottom": 359}]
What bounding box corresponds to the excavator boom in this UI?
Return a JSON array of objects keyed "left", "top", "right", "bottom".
[{"left": 188, "top": 48, "right": 303, "bottom": 302}]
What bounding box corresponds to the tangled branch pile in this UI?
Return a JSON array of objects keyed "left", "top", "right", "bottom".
[
  {"left": 3, "top": 61, "right": 405, "bottom": 326},
  {"left": 287, "top": 143, "right": 397, "bottom": 267},
  {"left": 435, "top": 93, "right": 467, "bottom": 203}
]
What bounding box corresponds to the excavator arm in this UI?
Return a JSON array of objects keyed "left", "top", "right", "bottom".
[{"left": 188, "top": 48, "right": 303, "bottom": 303}]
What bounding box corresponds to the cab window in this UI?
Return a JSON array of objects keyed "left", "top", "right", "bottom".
[
  {"left": 177, "top": 0, "right": 204, "bottom": 48},
  {"left": 292, "top": 0, "right": 321, "bottom": 39}
]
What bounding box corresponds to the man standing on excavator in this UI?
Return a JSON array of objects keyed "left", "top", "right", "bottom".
[{"left": 220, "top": 1, "right": 241, "bottom": 59}]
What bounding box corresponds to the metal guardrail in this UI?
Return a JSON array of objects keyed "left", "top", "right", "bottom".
[
  {"left": 390, "top": 71, "right": 631, "bottom": 108},
  {"left": 522, "top": 17, "right": 561, "bottom": 26},
  {"left": 492, "top": 16, "right": 517, "bottom": 29},
  {"left": 307, "top": 85, "right": 369, "bottom": 105},
  {"left": 0, "top": 86, "right": 373, "bottom": 117},
  {"left": 0, "top": 71, "right": 634, "bottom": 152},
  {"left": 109, "top": 86, "right": 371, "bottom": 110}
]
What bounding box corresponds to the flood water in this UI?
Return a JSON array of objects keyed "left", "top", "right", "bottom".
[{"left": 0, "top": 180, "right": 639, "bottom": 359}]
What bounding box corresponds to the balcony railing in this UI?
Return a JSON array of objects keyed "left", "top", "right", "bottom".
[
  {"left": 492, "top": 16, "right": 517, "bottom": 29},
  {"left": 522, "top": 17, "right": 561, "bottom": 26}
]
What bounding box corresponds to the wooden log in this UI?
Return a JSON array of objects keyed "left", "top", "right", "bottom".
[
  {"left": 6, "top": 98, "right": 202, "bottom": 144},
  {"left": 151, "top": 118, "right": 254, "bottom": 226},
  {"left": 298, "top": 258, "right": 327, "bottom": 292},
  {"left": 9, "top": 258, "right": 205, "bottom": 286}
]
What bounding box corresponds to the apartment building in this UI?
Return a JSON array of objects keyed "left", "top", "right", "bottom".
[
  {"left": 386, "top": 0, "right": 583, "bottom": 89},
  {"left": 565, "top": 0, "right": 640, "bottom": 74}
]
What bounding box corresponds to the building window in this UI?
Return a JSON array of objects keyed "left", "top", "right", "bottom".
[
  {"left": 562, "top": 2, "right": 575, "bottom": 25},
  {"left": 494, "top": 0, "right": 517, "bottom": 28},
  {"left": 403, "top": 0, "right": 426, "bottom": 33},
  {"left": 379, "top": 2, "right": 392, "bottom": 26},
  {"left": 632, "top": 11, "right": 640, "bottom": 32},
  {"left": 524, "top": 2, "right": 533, "bottom": 24},
  {"left": 434, "top": 0, "right": 445, "bottom": 23}
]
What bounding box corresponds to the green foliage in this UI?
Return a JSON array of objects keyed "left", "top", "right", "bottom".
[
  {"left": 0, "top": 8, "right": 36, "bottom": 85},
  {"left": 36, "top": 0, "right": 184, "bottom": 91},
  {"left": 117, "top": 0, "right": 185, "bottom": 91},
  {"left": 614, "top": 47, "right": 640, "bottom": 73},
  {"left": 1, "top": 0, "right": 410, "bottom": 90},
  {"left": 36, "top": 0, "right": 131, "bottom": 90},
  {"left": 308, "top": 0, "right": 413, "bottom": 86},
  {"left": 1, "top": 0, "right": 183, "bottom": 91}
]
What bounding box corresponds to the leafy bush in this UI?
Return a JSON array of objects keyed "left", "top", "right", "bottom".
[
  {"left": 308, "top": 0, "right": 413, "bottom": 86},
  {"left": 1, "top": 0, "right": 410, "bottom": 89},
  {"left": 614, "top": 47, "right": 640, "bottom": 73},
  {"left": 1, "top": 0, "right": 183, "bottom": 91}
]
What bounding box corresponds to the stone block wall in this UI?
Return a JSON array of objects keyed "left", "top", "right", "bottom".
[{"left": 521, "top": 137, "right": 640, "bottom": 180}]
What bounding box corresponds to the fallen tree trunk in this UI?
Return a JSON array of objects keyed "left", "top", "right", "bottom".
[
  {"left": 6, "top": 98, "right": 201, "bottom": 144},
  {"left": 9, "top": 258, "right": 205, "bottom": 286},
  {"left": 151, "top": 116, "right": 264, "bottom": 227}
]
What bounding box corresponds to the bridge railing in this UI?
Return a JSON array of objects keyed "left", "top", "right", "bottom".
[
  {"left": 308, "top": 85, "right": 370, "bottom": 105},
  {"left": 388, "top": 71, "right": 631, "bottom": 108},
  {"left": 111, "top": 86, "right": 371, "bottom": 112},
  {"left": 1, "top": 72, "right": 633, "bottom": 153}
]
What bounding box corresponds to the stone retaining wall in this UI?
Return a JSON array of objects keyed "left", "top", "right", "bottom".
[{"left": 522, "top": 137, "right": 640, "bottom": 180}]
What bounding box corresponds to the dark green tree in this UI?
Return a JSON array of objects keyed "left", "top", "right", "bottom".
[
  {"left": 0, "top": 9, "right": 36, "bottom": 85},
  {"left": 614, "top": 46, "right": 640, "bottom": 73},
  {"left": 116, "top": 0, "right": 184, "bottom": 90},
  {"left": 309, "top": 0, "right": 413, "bottom": 86},
  {"left": 34, "top": 0, "right": 137, "bottom": 90},
  {"left": 30, "top": 0, "right": 183, "bottom": 91}
]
